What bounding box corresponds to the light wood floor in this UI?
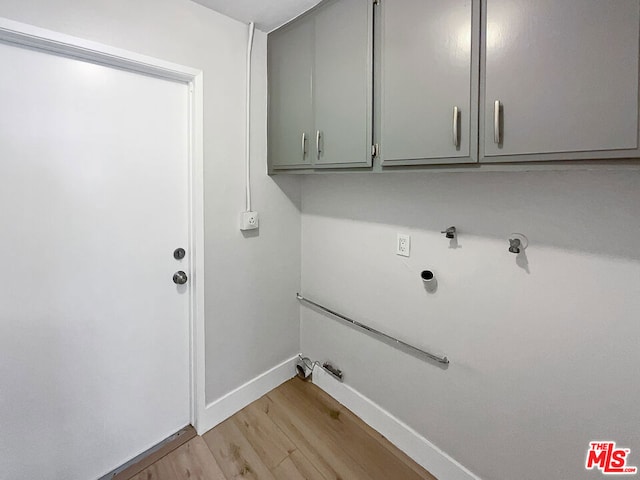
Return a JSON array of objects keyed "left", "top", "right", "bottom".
[{"left": 128, "top": 378, "right": 437, "bottom": 480}]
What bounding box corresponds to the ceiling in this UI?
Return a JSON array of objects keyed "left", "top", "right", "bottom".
[{"left": 191, "top": 0, "right": 323, "bottom": 32}]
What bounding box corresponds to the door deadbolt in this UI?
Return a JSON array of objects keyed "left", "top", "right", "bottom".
[
  {"left": 173, "top": 271, "right": 188, "bottom": 285},
  {"left": 173, "top": 248, "right": 186, "bottom": 260}
]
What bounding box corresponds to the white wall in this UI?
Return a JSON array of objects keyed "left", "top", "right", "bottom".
[
  {"left": 4, "top": 3, "right": 638, "bottom": 479},
  {"left": 301, "top": 170, "right": 640, "bottom": 480},
  {"left": 0, "top": 0, "right": 301, "bottom": 404}
]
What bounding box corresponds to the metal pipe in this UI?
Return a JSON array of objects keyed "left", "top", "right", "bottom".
[{"left": 296, "top": 293, "right": 449, "bottom": 365}]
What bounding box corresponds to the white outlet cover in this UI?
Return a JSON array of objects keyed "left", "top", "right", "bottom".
[
  {"left": 240, "top": 211, "right": 259, "bottom": 231},
  {"left": 396, "top": 233, "right": 410, "bottom": 257}
]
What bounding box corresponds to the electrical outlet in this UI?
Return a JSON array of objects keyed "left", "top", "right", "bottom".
[
  {"left": 396, "top": 233, "right": 410, "bottom": 257},
  {"left": 240, "top": 211, "right": 259, "bottom": 231}
]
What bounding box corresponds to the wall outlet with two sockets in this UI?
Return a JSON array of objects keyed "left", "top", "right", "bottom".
[{"left": 396, "top": 233, "right": 410, "bottom": 257}]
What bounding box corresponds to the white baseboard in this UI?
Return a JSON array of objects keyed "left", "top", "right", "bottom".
[
  {"left": 197, "top": 354, "right": 298, "bottom": 435},
  {"left": 312, "top": 367, "right": 482, "bottom": 480}
]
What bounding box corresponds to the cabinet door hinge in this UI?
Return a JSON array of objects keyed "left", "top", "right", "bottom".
[{"left": 371, "top": 144, "right": 379, "bottom": 158}]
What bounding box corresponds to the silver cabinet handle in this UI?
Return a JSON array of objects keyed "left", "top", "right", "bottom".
[
  {"left": 301, "top": 132, "right": 307, "bottom": 158},
  {"left": 494, "top": 100, "right": 501, "bottom": 144},
  {"left": 452, "top": 106, "right": 459, "bottom": 147},
  {"left": 316, "top": 130, "right": 322, "bottom": 160}
]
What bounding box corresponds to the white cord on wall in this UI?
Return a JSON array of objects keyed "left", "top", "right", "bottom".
[
  {"left": 245, "top": 21, "right": 255, "bottom": 212},
  {"left": 239, "top": 22, "right": 260, "bottom": 232}
]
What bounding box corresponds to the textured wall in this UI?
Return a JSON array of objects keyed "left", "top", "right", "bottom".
[
  {"left": 301, "top": 170, "right": 640, "bottom": 480},
  {"left": 0, "top": 0, "right": 301, "bottom": 408}
]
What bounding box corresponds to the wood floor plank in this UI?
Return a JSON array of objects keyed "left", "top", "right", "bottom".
[
  {"left": 117, "top": 426, "right": 197, "bottom": 480},
  {"left": 252, "top": 394, "right": 337, "bottom": 480},
  {"left": 127, "top": 379, "right": 436, "bottom": 480},
  {"left": 280, "top": 379, "right": 431, "bottom": 480},
  {"left": 283, "top": 380, "right": 425, "bottom": 480},
  {"left": 232, "top": 397, "right": 296, "bottom": 469},
  {"left": 271, "top": 450, "right": 327, "bottom": 480},
  {"left": 325, "top": 395, "right": 437, "bottom": 480},
  {"left": 271, "top": 456, "right": 306, "bottom": 480},
  {"left": 288, "top": 379, "right": 437, "bottom": 480},
  {"left": 278, "top": 450, "right": 327, "bottom": 480},
  {"left": 203, "top": 418, "right": 276, "bottom": 480},
  {"left": 165, "top": 436, "right": 226, "bottom": 480},
  {"left": 129, "top": 456, "right": 176, "bottom": 480},
  {"left": 265, "top": 389, "right": 373, "bottom": 480}
]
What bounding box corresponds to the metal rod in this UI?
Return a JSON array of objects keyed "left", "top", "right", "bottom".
[{"left": 296, "top": 293, "right": 449, "bottom": 365}]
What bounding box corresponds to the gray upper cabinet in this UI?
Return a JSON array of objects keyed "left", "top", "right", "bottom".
[
  {"left": 268, "top": 17, "right": 314, "bottom": 169},
  {"left": 481, "top": 0, "right": 640, "bottom": 162},
  {"left": 268, "top": 0, "right": 373, "bottom": 171},
  {"left": 269, "top": 0, "right": 640, "bottom": 173},
  {"left": 314, "top": 0, "right": 373, "bottom": 167},
  {"left": 379, "top": 0, "right": 480, "bottom": 166}
]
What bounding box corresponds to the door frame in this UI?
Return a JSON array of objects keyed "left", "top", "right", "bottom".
[{"left": 0, "top": 17, "right": 207, "bottom": 431}]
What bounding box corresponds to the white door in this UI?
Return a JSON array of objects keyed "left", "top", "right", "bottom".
[{"left": 0, "top": 40, "right": 191, "bottom": 480}]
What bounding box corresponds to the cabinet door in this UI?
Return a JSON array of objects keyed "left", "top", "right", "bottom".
[
  {"left": 314, "top": 0, "right": 373, "bottom": 167},
  {"left": 268, "top": 17, "right": 314, "bottom": 169},
  {"left": 379, "top": 0, "right": 479, "bottom": 166},
  {"left": 482, "top": 0, "right": 640, "bottom": 161}
]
